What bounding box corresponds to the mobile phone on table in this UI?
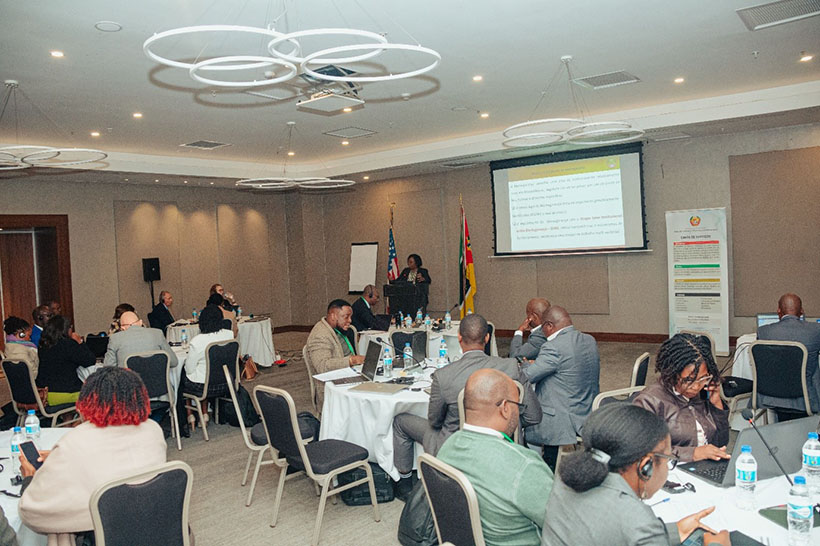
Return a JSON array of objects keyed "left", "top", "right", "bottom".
[{"left": 19, "top": 441, "right": 43, "bottom": 470}]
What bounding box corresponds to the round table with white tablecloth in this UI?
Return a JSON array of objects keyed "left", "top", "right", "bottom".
[
  {"left": 0, "top": 428, "right": 69, "bottom": 546},
  {"left": 166, "top": 317, "right": 275, "bottom": 367}
]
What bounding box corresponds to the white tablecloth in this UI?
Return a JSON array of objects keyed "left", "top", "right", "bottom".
[
  {"left": 650, "top": 470, "right": 820, "bottom": 543},
  {"left": 166, "top": 317, "right": 275, "bottom": 367},
  {"left": 319, "top": 370, "right": 433, "bottom": 481},
  {"left": 0, "top": 428, "right": 69, "bottom": 546}
]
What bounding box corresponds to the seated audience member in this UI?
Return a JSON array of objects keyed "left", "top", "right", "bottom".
[
  {"left": 633, "top": 333, "right": 729, "bottom": 462},
  {"left": 757, "top": 292, "right": 820, "bottom": 415},
  {"left": 107, "top": 302, "right": 135, "bottom": 335},
  {"left": 522, "top": 305, "right": 600, "bottom": 470},
  {"left": 36, "top": 316, "right": 96, "bottom": 405},
  {"left": 103, "top": 311, "right": 178, "bottom": 369},
  {"left": 180, "top": 304, "right": 234, "bottom": 431},
  {"left": 3, "top": 316, "right": 39, "bottom": 376},
  {"left": 305, "top": 299, "right": 365, "bottom": 410},
  {"left": 437, "top": 369, "right": 553, "bottom": 545},
  {"left": 29, "top": 305, "right": 52, "bottom": 347},
  {"left": 510, "top": 297, "right": 551, "bottom": 360},
  {"left": 206, "top": 293, "right": 238, "bottom": 336},
  {"left": 392, "top": 314, "right": 541, "bottom": 499},
  {"left": 210, "top": 283, "right": 224, "bottom": 296},
  {"left": 46, "top": 300, "right": 61, "bottom": 317},
  {"left": 351, "top": 284, "right": 390, "bottom": 332},
  {"left": 19, "top": 367, "right": 167, "bottom": 545},
  {"left": 147, "top": 290, "right": 175, "bottom": 334},
  {"left": 541, "top": 404, "right": 729, "bottom": 546}
]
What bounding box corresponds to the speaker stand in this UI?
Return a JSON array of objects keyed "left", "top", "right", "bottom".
[{"left": 148, "top": 280, "right": 155, "bottom": 307}]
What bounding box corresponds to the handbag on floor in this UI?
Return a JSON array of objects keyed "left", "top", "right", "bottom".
[{"left": 241, "top": 354, "right": 259, "bottom": 381}]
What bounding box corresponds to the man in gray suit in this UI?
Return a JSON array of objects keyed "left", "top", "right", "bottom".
[
  {"left": 391, "top": 314, "right": 541, "bottom": 498},
  {"left": 103, "top": 311, "right": 178, "bottom": 369},
  {"left": 510, "top": 297, "right": 550, "bottom": 360},
  {"left": 757, "top": 293, "right": 820, "bottom": 414},
  {"left": 523, "top": 305, "right": 600, "bottom": 470}
]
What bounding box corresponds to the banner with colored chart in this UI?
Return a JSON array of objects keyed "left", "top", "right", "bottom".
[{"left": 665, "top": 208, "right": 729, "bottom": 355}]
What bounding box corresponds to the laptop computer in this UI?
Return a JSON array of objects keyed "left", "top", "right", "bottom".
[
  {"left": 330, "top": 341, "right": 382, "bottom": 385},
  {"left": 755, "top": 313, "right": 779, "bottom": 332},
  {"left": 679, "top": 415, "right": 818, "bottom": 487}
]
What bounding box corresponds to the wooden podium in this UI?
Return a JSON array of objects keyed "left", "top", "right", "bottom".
[{"left": 384, "top": 283, "right": 423, "bottom": 317}]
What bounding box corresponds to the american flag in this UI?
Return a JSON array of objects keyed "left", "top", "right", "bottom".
[{"left": 387, "top": 226, "right": 399, "bottom": 281}]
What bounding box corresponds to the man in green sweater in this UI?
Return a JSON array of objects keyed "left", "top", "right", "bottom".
[{"left": 437, "top": 368, "right": 554, "bottom": 546}]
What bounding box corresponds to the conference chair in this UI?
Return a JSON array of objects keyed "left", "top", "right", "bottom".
[
  {"left": 629, "top": 352, "right": 650, "bottom": 388},
  {"left": 749, "top": 340, "right": 812, "bottom": 423},
  {"left": 253, "top": 385, "right": 380, "bottom": 546},
  {"left": 1, "top": 359, "right": 81, "bottom": 427},
  {"left": 182, "top": 339, "right": 239, "bottom": 441},
  {"left": 89, "top": 461, "right": 194, "bottom": 546},
  {"left": 391, "top": 330, "right": 427, "bottom": 367},
  {"left": 418, "top": 453, "right": 486, "bottom": 546},
  {"left": 125, "top": 351, "right": 181, "bottom": 451},
  {"left": 485, "top": 322, "right": 498, "bottom": 356},
  {"left": 457, "top": 380, "right": 525, "bottom": 442},
  {"left": 85, "top": 332, "right": 109, "bottom": 359},
  {"left": 302, "top": 346, "right": 320, "bottom": 415},
  {"left": 592, "top": 386, "right": 646, "bottom": 411},
  {"left": 348, "top": 325, "right": 359, "bottom": 349}
]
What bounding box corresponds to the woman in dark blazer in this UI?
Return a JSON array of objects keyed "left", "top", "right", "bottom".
[
  {"left": 36, "top": 315, "right": 96, "bottom": 405},
  {"left": 397, "top": 253, "right": 431, "bottom": 314}
]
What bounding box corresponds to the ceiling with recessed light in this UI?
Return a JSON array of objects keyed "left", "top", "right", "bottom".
[{"left": 0, "top": 0, "right": 818, "bottom": 184}]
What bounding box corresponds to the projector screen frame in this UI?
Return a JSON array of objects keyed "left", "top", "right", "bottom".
[{"left": 490, "top": 142, "right": 647, "bottom": 257}]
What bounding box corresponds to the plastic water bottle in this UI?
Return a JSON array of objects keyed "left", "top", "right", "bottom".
[
  {"left": 403, "top": 342, "right": 413, "bottom": 368},
  {"left": 415, "top": 308, "right": 423, "bottom": 325},
  {"left": 424, "top": 314, "right": 432, "bottom": 331},
  {"left": 24, "top": 409, "right": 40, "bottom": 440},
  {"left": 383, "top": 347, "right": 393, "bottom": 379},
  {"left": 10, "top": 427, "right": 24, "bottom": 478},
  {"left": 181, "top": 328, "right": 189, "bottom": 350},
  {"left": 801, "top": 432, "right": 820, "bottom": 500},
  {"left": 787, "top": 475, "right": 813, "bottom": 545},
  {"left": 398, "top": 311, "right": 404, "bottom": 325},
  {"left": 444, "top": 311, "right": 452, "bottom": 330},
  {"left": 735, "top": 445, "right": 757, "bottom": 510},
  {"left": 236, "top": 306, "right": 242, "bottom": 317},
  {"left": 438, "top": 338, "right": 448, "bottom": 367},
  {"left": 404, "top": 315, "right": 412, "bottom": 329}
]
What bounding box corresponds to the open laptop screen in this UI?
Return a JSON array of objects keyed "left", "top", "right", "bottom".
[{"left": 756, "top": 313, "right": 779, "bottom": 330}]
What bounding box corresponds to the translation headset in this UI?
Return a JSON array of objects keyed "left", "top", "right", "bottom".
[{"left": 638, "top": 457, "right": 653, "bottom": 481}]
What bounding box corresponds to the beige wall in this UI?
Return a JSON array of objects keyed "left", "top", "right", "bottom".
[{"left": 2, "top": 121, "right": 819, "bottom": 337}]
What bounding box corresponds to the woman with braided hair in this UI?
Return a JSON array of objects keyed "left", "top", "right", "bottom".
[{"left": 633, "top": 333, "right": 730, "bottom": 462}]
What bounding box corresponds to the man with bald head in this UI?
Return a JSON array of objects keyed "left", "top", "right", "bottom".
[
  {"left": 391, "top": 313, "right": 541, "bottom": 499},
  {"left": 510, "top": 297, "right": 551, "bottom": 360},
  {"left": 757, "top": 293, "right": 820, "bottom": 414},
  {"left": 523, "top": 305, "right": 600, "bottom": 470},
  {"left": 103, "top": 311, "right": 178, "bottom": 369},
  {"left": 437, "top": 369, "right": 553, "bottom": 545}
]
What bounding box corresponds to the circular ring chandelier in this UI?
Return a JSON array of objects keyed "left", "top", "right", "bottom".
[
  {"left": 502, "top": 133, "right": 565, "bottom": 148},
  {"left": 21, "top": 148, "right": 109, "bottom": 166},
  {"left": 565, "top": 126, "right": 646, "bottom": 146},
  {"left": 502, "top": 118, "right": 584, "bottom": 139},
  {"left": 189, "top": 55, "right": 298, "bottom": 87},
  {"left": 297, "top": 178, "right": 356, "bottom": 189},
  {"left": 301, "top": 43, "right": 441, "bottom": 82},
  {"left": 267, "top": 28, "right": 388, "bottom": 64}
]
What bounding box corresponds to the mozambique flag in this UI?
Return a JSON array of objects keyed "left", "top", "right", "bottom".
[{"left": 459, "top": 202, "right": 476, "bottom": 318}]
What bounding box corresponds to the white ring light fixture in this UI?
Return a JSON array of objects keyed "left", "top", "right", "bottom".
[
  {"left": 502, "top": 133, "right": 565, "bottom": 148},
  {"left": 502, "top": 118, "right": 584, "bottom": 138},
  {"left": 0, "top": 145, "right": 62, "bottom": 170},
  {"left": 21, "top": 148, "right": 108, "bottom": 166},
  {"left": 267, "top": 28, "right": 388, "bottom": 64},
  {"left": 189, "top": 56, "right": 298, "bottom": 87},
  {"left": 301, "top": 43, "right": 441, "bottom": 82},
  {"left": 565, "top": 127, "right": 646, "bottom": 146},
  {"left": 296, "top": 178, "right": 356, "bottom": 189}
]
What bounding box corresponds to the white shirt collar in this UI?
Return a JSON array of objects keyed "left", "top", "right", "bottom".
[
  {"left": 463, "top": 423, "right": 503, "bottom": 438},
  {"left": 547, "top": 325, "right": 570, "bottom": 341}
]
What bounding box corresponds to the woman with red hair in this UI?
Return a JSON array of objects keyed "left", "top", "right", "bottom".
[{"left": 18, "top": 367, "right": 167, "bottom": 545}]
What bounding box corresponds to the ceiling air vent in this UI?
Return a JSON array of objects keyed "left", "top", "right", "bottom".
[
  {"left": 736, "top": 0, "right": 820, "bottom": 30},
  {"left": 573, "top": 71, "right": 640, "bottom": 90},
  {"left": 180, "top": 140, "right": 231, "bottom": 150},
  {"left": 323, "top": 127, "right": 377, "bottom": 139}
]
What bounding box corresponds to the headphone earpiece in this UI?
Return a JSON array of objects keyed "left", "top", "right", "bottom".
[
  {"left": 17, "top": 331, "right": 25, "bottom": 339},
  {"left": 638, "top": 457, "right": 653, "bottom": 481}
]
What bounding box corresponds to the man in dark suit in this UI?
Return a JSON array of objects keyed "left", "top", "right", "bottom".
[
  {"left": 757, "top": 293, "right": 820, "bottom": 414},
  {"left": 147, "top": 290, "right": 175, "bottom": 335},
  {"left": 523, "top": 305, "right": 600, "bottom": 470},
  {"left": 103, "top": 311, "right": 178, "bottom": 369},
  {"left": 351, "top": 285, "right": 391, "bottom": 332},
  {"left": 391, "top": 313, "right": 541, "bottom": 498},
  {"left": 509, "top": 297, "right": 550, "bottom": 360}
]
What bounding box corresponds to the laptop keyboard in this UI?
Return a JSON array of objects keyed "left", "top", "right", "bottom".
[
  {"left": 331, "top": 375, "right": 363, "bottom": 385},
  {"left": 683, "top": 460, "right": 728, "bottom": 484}
]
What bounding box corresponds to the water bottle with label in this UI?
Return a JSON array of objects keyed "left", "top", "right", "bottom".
[
  {"left": 424, "top": 314, "right": 432, "bottom": 331},
  {"left": 444, "top": 311, "right": 452, "bottom": 330},
  {"left": 236, "top": 306, "right": 242, "bottom": 317},
  {"left": 181, "top": 328, "right": 189, "bottom": 350},
  {"left": 404, "top": 315, "right": 412, "bottom": 329},
  {"left": 438, "top": 338, "right": 448, "bottom": 367},
  {"left": 24, "top": 409, "right": 40, "bottom": 440},
  {"left": 383, "top": 347, "right": 393, "bottom": 379},
  {"left": 10, "top": 427, "right": 24, "bottom": 478},
  {"left": 787, "top": 475, "right": 813, "bottom": 545},
  {"left": 415, "top": 309, "right": 423, "bottom": 325},
  {"left": 735, "top": 445, "right": 757, "bottom": 510},
  {"left": 398, "top": 311, "right": 404, "bottom": 325},
  {"left": 801, "top": 432, "right": 820, "bottom": 500},
  {"left": 192, "top": 308, "right": 198, "bottom": 321},
  {"left": 403, "top": 342, "right": 413, "bottom": 368}
]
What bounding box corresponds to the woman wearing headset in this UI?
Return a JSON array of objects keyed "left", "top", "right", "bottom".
[{"left": 541, "top": 404, "right": 730, "bottom": 545}]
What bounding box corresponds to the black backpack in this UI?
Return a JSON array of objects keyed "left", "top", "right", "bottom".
[{"left": 217, "top": 385, "right": 260, "bottom": 428}]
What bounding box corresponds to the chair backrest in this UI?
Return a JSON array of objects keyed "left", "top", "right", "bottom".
[
  {"left": 253, "top": 385, "right": 312, "bottom": 474},
  {"left": 90, "top": 461, "right": 193, "bottom": 546},
  {"left": 484, "top": 322, "right": 495, "bottom": 356},
  {"left": 302, "top": 346, "right": 318, "bottom": 412},
  {"left": 85, "top": 335, "right": 110, "bottom": 359},
  {"left": 750, "top": 340, "right": 810, "bottom": 411},
  {"left": 204, "top": 339, "right": 239, "bottom": 391},
  {"left": 592, "top": 386, "right": 645, "bottom": 411},
  {"left": 348, "top": 325, "right": 359, "bottom": 348},
  {"left": 1, "top": 360, "right": 39, "bottom": 408},
  {"left": 630, "top": 352, "right": 650, "bottom": 388},
  {"left": 223, "top": 365, "right": 254, "bottom": 450},
  {"left": 125, "top": 351, "right": 170, "bottom": 399},
  {"left": 418, "top": 453, "right": 485, "bottom": 546},
  {"left": 457, "top": 388, "right": 466, "bottom": 429}
]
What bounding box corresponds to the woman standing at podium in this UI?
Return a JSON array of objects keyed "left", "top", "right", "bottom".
[{"left": 398, "top": 253, "right": 431, "bottom": 314}]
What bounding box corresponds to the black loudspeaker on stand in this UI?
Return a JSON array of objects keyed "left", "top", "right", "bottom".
[{"left": 142, "top": 258, "right": 161, "bottom": 306}]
